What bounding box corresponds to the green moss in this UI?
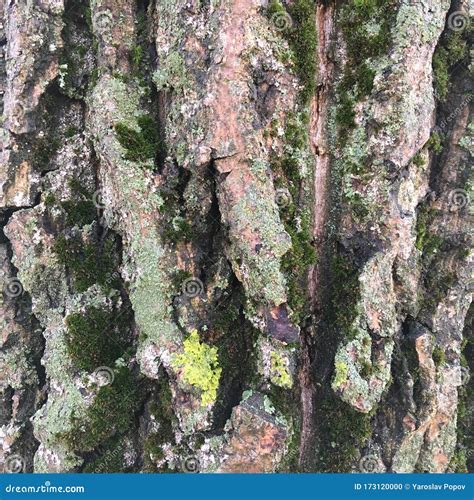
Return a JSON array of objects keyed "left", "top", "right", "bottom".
[
  {"left": 339, "top": 0, "right": 393, "bottom": 74},
  {"left": 282, "top": 221, "right": 317, "bottom": 322},
  {"left": 287, "top": 1, "right": 318, "bottom": 103},
  {"left": 150, "top": 382, "right": 174, "bottom": 440},
  {"left": 415, "top": 205, "right": 444, "bottom": 256},
  {"left": 114, "top": 115, "right": 159, "bottom": 164},
  {"left": 54, "top": 179, "right": 98, "bottom": 227},
  {"left": 65, "top": 126, "right": 78, "bottom": 138},
  {"left": 432, "top": 346, "right": 446, "bottom": 367},
  {"left": 433, "top": 33, "right": 468, "bottom": 102},
  {"left": 281, "top": 111, "right": 310, "bottom": 185},
  {"left": 131, "top": 45, "right": 144, "bottom": 69},
  {"left": 265, "top": 383, "right": 300, "bottom": 472},
  {"left": 412, "top": 152, "right": 425, "bottom": 167},
  {"left": 329, "top": 255, "right": 361, "bottom": 340},
  {"left": 144, "top": 381, "right": 176, "bottom": 472},
  {"left": 424, "top": 271, "right": 456, "bottom": 310},
  {"left": 336, "top": 94, "right": 357, "bottom": 132},
  {"left": 144, "top": 433, "right": 165, "bottom": 465},
  {"left": 218, "top": 303, "right": 242, "bottom": 333},
  {"left": 267, "top": 0, "right": 286, "bottom": 17},
  {"left": 82, "top": 437, "right": 128, "bottom": 473},
  {"left": 336, "top": 0, "right": 395, "bottom": 137},
  {"left": 427, "top": 132, "right": 443, "bottom": 154},
  {"left": 360, "top": 360, "right": 373, "bottom": 379},
  {"left": 448, "top": 449, "right": 468, "bottom": 473},
  {"left": 32, "top": 137, "right": 61, "bottom": 170},
  {"left": 267, "top": 1, "right": 317, "bottom": 103},
  {"left": 60, "top": 0, "right": 96, "bottom": 97},
  {"left": 416, "top": 229, "right": 443, "bottom": 255},
  {"left": 63, "top": 367, "right": 142, "bottom": 452},
  {"left": 344, "top": 191, "right": 371, "bottom": 222},
  {"left": 44, "top": 192, "right": 56, "bottom": 207},
  {"left": 259, "top": 10, "right": 316, "bottom": 316},
  {"left": 318, "top": 394, "right": 372, "bottom": 471},
  {"left": 171, "top": 269, "right": 192, "bottom": 292},
  {"left": 415, "top": 204, "right": 463, "bottom": 312},
  {"left": 432, "top": 50, "right": 449, "bottom": 101},
  {"left": 212, "top": 293, "right": 260, "bottom": 425},
  {"left": 65, "top": 306, "right": 126, "bottom": 371},
  {"left": 128, "top": 10, "right": 153, "bottom": 86},
  {"left": 53, "top": 234, "right": 119, "bottom": 293},
  {"left": 159, "top": 175, "right": 195, "bottom": 244},
  {"left": 163, "top": 216, "right": 193, "bottom": 244},
  {"left": 68, "top": 178, "right": 91, "bottom": 197},
  {"left": 89, "top": 67, "right": 100, "bottom": 87},
  {"left": 272, "top": 111, "right": 317, "bottom": 323},
  {"left": 171, "top": 330, "right": 222, "bottom": 406},
  {"left": 61, "top": 199, "right": 97, "bottom": 227}
]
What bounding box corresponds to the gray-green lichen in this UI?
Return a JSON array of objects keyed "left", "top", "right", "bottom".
[
  {"left": 329, "top": 0, "right": 451, "bottom": 414},
  {"left": 88, "top": 71, "right": 216, "bottom": 434},
  {"left": 224, "top": 166, "right": 291, "bottom": 309},
  {"left": 88, "top": 75, "right": 181, "bottom": 375}
]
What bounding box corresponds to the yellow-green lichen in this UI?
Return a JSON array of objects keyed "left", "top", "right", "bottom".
[
  {"left": 333, "top": 360, "right": 349, "bottom": 388},
  {"left": 270, "top": 351, "right": 293, "bottom": 388},
  {"left": 171, "top": 330, "right": 222, "bottom": 406}
]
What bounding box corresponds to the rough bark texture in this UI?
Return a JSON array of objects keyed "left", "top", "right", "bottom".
[{"left": 0, "top": 0, "right": 472, "bottom": 473}]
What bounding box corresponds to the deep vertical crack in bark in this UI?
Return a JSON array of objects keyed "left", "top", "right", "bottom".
[{"left": 299, "top": 1, "right": 336, "bottom": 469}]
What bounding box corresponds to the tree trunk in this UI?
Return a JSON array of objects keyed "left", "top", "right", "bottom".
[{"left": 0, "top": 0, "right": 472, "bottom": 473}]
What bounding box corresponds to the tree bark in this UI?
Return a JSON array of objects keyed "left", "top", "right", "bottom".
[{"left": 0, "top": 0, "right": 472, "bottom": 473}]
